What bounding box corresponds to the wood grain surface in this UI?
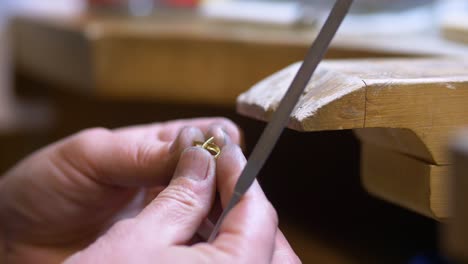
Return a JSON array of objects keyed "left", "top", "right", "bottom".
[
  {"left": 237, "top": 58, "right": 468, "bottom": 219},
  {"left": 237, "top": 58, "right": 468, "bottom": 165}
]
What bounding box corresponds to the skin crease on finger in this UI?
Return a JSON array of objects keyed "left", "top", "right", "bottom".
[
  {"left": 67, "top": 147, "right": 233, "bottom": 263},
  {"left": 0, "top": 123, "right": 207, "bottom": 258},
  {"left": 0, "top": 118, "right": 300, "bottom": 264},
  {"left": 66, "top": 145, "right": 294, "bottom": 264},
  {"left": 64, "top": 147, "right": 217, "bottom": 263},
  {"left": 120, "top": 145, "right": 298, "bottom": 263}
]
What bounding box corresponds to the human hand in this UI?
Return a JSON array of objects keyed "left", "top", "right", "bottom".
[
  {"left": 64, "top": 142, "right": 300, "bottom": 263},
  {"left": 0, "top": 117, "right": 245, "bottom": 263}
]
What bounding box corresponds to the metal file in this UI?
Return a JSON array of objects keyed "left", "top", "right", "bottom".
[{"left": 209, "top": 0, "right": 353, "bottom": 242}]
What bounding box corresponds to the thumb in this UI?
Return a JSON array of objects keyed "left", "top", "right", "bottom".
[
  {"left": 133, "top": 147, "right": 216, "bottom": 246},
  {"left": 64, "top": 147, "right": 216, "bottom": 263},
  {"left": 55, "top": 126, "right": 204, "bottom": 187}
]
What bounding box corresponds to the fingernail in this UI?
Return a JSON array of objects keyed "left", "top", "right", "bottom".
[
  {"left": 168, "top": 129, "right": 183, "bottom": 153},
  {"left": 207, "top": 125, "right": 231, "bottom": 146},
  {"left": 219, "top": 144, "right": 246, "bottom": 164},
  {"left": 175, "top": 147, "right": 212, "bottom": 181},
  {"left": 169, "top": 126, "right": 204, "bottom": 153},
  {"left": 221, "top": 128, "right": 231, "bottom": 145}
]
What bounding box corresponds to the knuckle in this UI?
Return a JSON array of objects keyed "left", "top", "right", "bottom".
[
  {"left": 212, "top": 117, "right": 235, "bottom": 126},
  {"left": 70, "top": 127, "right": 112, "bottom": 150},
  {"left": 156, "top": 180, "right": 203, "bottom": 213},
  {"left": 131, "top": 141, "right": 155, "bottom": 168},
  {"left": 214, "top": 118, "right": 238, "bottom": 130},
  {"left": 212, "top": 118, "right": 242, "bottom": 143},
  {"left": 180, "top": 125, "right": 196, "bottom": 133},
  {"left": 77, "top": 127, "right": 112, "bottom": 141}
]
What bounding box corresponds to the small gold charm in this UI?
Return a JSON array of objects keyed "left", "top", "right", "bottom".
[{"left": 194, "top": 137, "right": 221, "bottom": 158}]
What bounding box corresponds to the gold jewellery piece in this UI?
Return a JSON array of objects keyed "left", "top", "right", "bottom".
[{"left": 194, "top": 137, "right": 221, "bottom": 158}]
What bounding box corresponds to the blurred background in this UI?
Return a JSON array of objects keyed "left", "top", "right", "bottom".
[{"left": 1, "top": 0, "right": 468, "bottom": 263}]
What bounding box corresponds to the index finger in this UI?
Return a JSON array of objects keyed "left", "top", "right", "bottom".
[
  {"left": 210, "top": 145, "right": 278, "bottom": 263},
  {"left": 114, "top": 117, "right": 242, "bottom": 144}
]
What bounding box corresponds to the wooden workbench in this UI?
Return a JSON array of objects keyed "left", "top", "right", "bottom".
[
  {"left": 237, "top": 58, "right": 468, "bottom": 219},
  {"left": 12, "top": 14, "right": 468, "bottom": 106}
]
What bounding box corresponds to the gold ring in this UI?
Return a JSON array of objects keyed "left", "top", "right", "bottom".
[{"left": 194, "top": 137, "right": 221, "bottom": 158}]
